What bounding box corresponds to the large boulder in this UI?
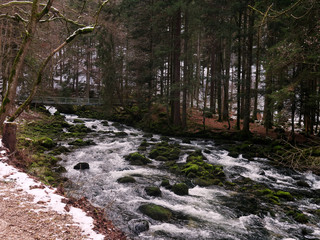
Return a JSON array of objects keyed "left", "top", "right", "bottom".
[
  {"left": 138, "top": 204, "right": 173, "bottom": 221},
  {"left": 145, "top": 186, "right": 162, "bottom": 197},
  {"left": 117, "top": 176, "right": 136, "bottom": 183},
  {"left": 73, "top": 162, "right": 90, "bottom": 170},
  {"left": 172, "top": 183, "right": 189, "bottom": 196},
  {"left": 125, "top": 152, "right": 151, "bottom": 165},
  {"left": 128, "top": 219, "right": 149, "bottom": 234}
]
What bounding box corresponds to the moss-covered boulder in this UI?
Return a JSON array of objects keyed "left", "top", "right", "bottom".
[
  {"left": 68, "top": 124, "right": 91, "bottom": 133},
  {"left": 161, "top": 179, "right": 171, "bottom": 189},
  {"left": 73, "top": 119, "right": 85, "bottom": 124},
  {"left": 145, "top": 186, "right": 162, "bottom": 197},
  {"left": 172, "top": 183, "right": 189, "bottom": 196},
  {"left": 68, "top": 139, "right": 96, "bottom": 146},
  {"left": 114, "top": 131, "right": 128, "bottom": 137},
  {"left": 179, "top": 150, "right": 225, "bottom": 186},
  {"left": 50, "top": 146, "right": 70, "bottom": 155},
  {"left": 37, "top": 137, "right": 56, "bottom": 149},
  {"left": 149, "top": 142, "right": 181, "bottom": 161},
  {"left": 117, "top": 176, "right": 136, "bottom": 183},
  {"left": 287, "top": 210, "right": 309, "bottom": 223},
  {"left": 257, "top": 188, "right": 294, "bottom": 204},
  {"left": 125, "top": 152, "right": 152, "bottom": 165},
  {"left": 138, "top": 204, "right": 172, "bottom": 221},
  {"left": 275, "top": 191, "right": 294, "bottom": 201}
]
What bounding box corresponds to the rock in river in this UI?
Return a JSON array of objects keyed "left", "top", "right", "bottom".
[
  {"left": 73, "top": 162, "right": 90, "bottom": 170},
  {"left": 128, "top": 219, "right": 149, "bottom": 234}
]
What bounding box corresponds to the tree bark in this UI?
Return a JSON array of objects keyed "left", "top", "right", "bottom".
[
  {"left": 242, "top": 5, "right": 254, "bottom": 134},
  {"left": 172, "top": 6, "right": 181, "bottom": 126}
]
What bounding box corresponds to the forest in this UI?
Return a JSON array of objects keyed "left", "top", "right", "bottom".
[
  {"left": 0, "top": 0, "right": 319, "bottom": 137},
  {"left": 1, "top": 1, "right": 320, "bottom": 239}
]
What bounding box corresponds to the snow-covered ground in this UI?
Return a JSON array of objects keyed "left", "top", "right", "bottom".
[{"left": 0, "top": 140, "right": 105, "bottom": 240}]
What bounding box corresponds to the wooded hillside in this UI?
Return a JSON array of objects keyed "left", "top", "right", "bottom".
[{"left": 0, "top": 0, "right": 319, "bottom": 137}]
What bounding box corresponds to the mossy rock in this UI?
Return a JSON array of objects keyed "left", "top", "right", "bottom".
[
  {"left": 257, "top": 188, "right": 274, "bottom": 195},
  {"left": 161, "top": 179, "right": 171, "bottom": 189},
  {"left": 172, "top": 183, "right": 189, "bottom": 196},
  {"left": 297, "top": 180, "right": 310, "bottom": 188},
  {"left": 73, "top": 119, "right": 85, "bottom": 124},
  {"left": 117, "top": 176, "right": 136, "bottom": 183},
  {"left": 50, "top": 146, "right": 70, "bottom": 155},
  {"left": 37, "top": 137, "right": 56, "bottom": 149},
  {"left": 145, "top": 186, "right": 162, "bottom": 197},
  {"left": 101, "top": 121, "right": 109, "bottom": 126},
  {"left": 68, "top": 139, "right": 96, "bottom": 146},
  {"left": 149, "top": 142, "right": 181, "bottom": 160},
  {"left": 114, "top": 132, "right": 128, "bottom": 137},
  {"left": 68, "top": 124, "right": 91, "bottom": 133},
  {"left": 287, "top": 210, "right": 309, "bottom": 223},
  {"left": 275, "top": 191, "right": 294, "bottom": 201},
  {"left": 194, "top": 178, "right": 221, "bottom": 187},
  {"left": 155, "top": 156, "right": 169, "bottom": 161},
  {"left": 125, "top": 152, "right": 152, "bottom": 165},
  {"left": 138, "top": 146, "right": 147, "bottom": 151},
  {"left": 138, "top": 204, "right": 172, "bottom": 221},
  {"left": 140, "top": 140, "right": 149, "bottom": 147}
]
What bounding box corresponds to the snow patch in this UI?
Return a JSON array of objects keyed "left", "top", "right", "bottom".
[{"left": 0, "top": 159, "right": 104, "bottom": 240}]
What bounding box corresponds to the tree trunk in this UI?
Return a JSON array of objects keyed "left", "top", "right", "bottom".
[
  {"left": 2, "top": 122, "right": 17, "bottom": 153},
  {"left": 0, "top": 0, "right": 39, "bottom": 129},
  {"left": 182, "top": 5, "right": 189, "bottom": 129},
  {"left": 172, "top": 7, "right": 182, "bottom": 126},
  {"left": 242, "top": 5, "right": 254, "bottom": 134}
]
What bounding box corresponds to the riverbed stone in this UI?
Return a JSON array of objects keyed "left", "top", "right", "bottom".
[
  {"left": 73, "top": 162, "right": 90, "bottom": 170},
  {"left": 172, "top": 183, "right": 189, "bottom": 196},
  {"left": 138, "top": 204, "right": 172, "bottom": 221},
  {"left": 125, "top": 152, "right": 152, "bottom": 165},
  {"left": 145, "top": 186, "right": 162, "bottom": 197},
  {"left": 117, "top": 176, "right": 136, "bottom": 183},
  {"left": 128, "top": 219, "right": 149, "bottom": 234}
]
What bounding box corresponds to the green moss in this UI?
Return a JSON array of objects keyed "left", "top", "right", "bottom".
[
  {"left": 161, "top": 179, "right": 171, "bottom": 189},
  {"left": 145, "top": 186, "right": 162, "bottom": 197},
  {"left": 172, "top": 183, "right": 189, "bottom": 196},
  {"left": 275, "top": 191, "right": 294, "bottom": 201},
  {"left": 68, "top": 139, "right": 95, "bottom": 146},
  {"left": 287, "top": 210, "right": 309, "bottom": 223},
  {"left": 125, "top": 152, "right": 152, "bottom": 165},
  {"left": 155, "top": 156, "right": 169, "bottom": 161},
  {"left": 73, "top": 119, "right": 85, "bottom": 123},
  {"left": 257, "top": 188, "right": 274, "bottom": 195},
  {"left": 37, "top": 137, "right": 55, "bottom": 149},
  {"left": 138, "top": 204, "right": 172, "bottom": 221},
  {"left": 266, "top": 194, "right": 280, "bottom": 205},
  {"left": 149, "top": 142, "right": 181, "bottom": 160},
  {"left": 117, "top": 176, "right": 136, "bottom": 183}
]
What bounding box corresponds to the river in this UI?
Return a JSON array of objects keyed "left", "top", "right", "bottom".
[{"left": 59, "top": 114, "right": 320, "bottom": 240}]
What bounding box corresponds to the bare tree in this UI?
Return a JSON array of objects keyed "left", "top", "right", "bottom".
[{"left": 0, "top": 0, "right": 109, "bottom": 129}]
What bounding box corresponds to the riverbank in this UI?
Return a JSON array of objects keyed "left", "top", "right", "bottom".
[
  {"left": 0, "top": 149, "right": 105, "bottom": 240},
  {"left": 5, "top": 108, "right": 127, "bottom": 240}
]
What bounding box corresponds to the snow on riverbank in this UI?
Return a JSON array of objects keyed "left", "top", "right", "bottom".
[{"left": 0, "top": 142, "right": 105, "bottom": 240}]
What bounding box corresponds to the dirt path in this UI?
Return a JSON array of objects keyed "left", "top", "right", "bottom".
[{"left": 0, "top": 181, "right": 87, "bottom": 240}]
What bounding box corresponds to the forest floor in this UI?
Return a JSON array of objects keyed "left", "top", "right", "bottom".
[{"left": 189, "top": 109, "right": 312, "bottom": 144}]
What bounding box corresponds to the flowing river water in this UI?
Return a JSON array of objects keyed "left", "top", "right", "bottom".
[{"left": 59, "top": 114, "right": 320, "bottom": 240}]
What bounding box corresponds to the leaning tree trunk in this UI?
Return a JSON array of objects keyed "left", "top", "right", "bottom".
[{"left": 0, "top": 0, "right": 40, "bottom": 129}]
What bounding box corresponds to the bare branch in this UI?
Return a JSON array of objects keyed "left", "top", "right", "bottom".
[
  {"left": 37, "top": 0, "right": 54, "bottom": 20},
  {"left": 0, "top": 1, "right": 32, "bottom": 9}
]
